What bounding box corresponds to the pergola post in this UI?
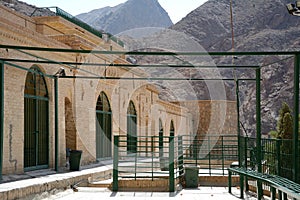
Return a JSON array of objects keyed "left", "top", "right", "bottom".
[
  {"left": 0, "top": 60, "right": 4, "bottom": 180},
  {"left": 169, "top": 136, "right": 175, "bottom": 192},
  {"left": 236, "top": 79, "right": 242, "bottom": 166},
  {"left": 256, "top": 68, "right": 263, "bottom": 199},
  {"left": 113, "top": 135, "right": 119, "bottom": 191},
  {"left": 236, "top": 79, "right": 244, "bottom": 198},
  {"left": 293, "top": 54, "right": 299, "bottom": 182},
  {"left": 54, "top": 76, "right": 59, "bottom": 171}
]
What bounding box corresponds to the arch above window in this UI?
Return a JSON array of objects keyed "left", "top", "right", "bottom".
[
  {"left": 24, "top": 66, "right": 48, "bottom": 98},
  {"left": 96, "top": 92, "right": 111, "bottom": 112},
  {"left": 127, "top": 101, "right": 136, "bottom": 115}
]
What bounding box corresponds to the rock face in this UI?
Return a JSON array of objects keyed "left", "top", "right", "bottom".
[
  {"left": 171, "top": 0, "right": 300, "bottom": 136},
  {"left": 116, "top": 0, "right": 300, "bottom": 136},
  {"left": 0, "top": 0, "right": 55, "bottom": 16},
  {"left": 3, "top": 0, "right": 300, "bottom": 136},
  {"left": 172, "top": 0, "right": 300, "bottom": 52},
  {"left": 76, "top": 0, "right": 173, "bottom": 35}
]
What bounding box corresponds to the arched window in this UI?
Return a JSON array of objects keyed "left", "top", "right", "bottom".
[
  {"left": 96, "top": 92, "right": 112, "bottom": 160},
  {"left": 170, "top": 120, "right": 175, "bottom": 137},
  {"left": 127, "top": 101, "right": 137, "bottom": 154},
  {"left": 24, "top": 66, "right": 49, "bottom": 170},
  {"left": 159, "top": 119, "right": 164, "bottom": 158}
]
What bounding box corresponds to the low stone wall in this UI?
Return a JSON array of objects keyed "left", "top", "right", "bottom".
[
  {"left": 199, "top": 176, "right": 239, "bottom": 187},
  {"left": 118, "top": 178, "right": 172, "bottom": 192},
  {"left": 0, "top": 167, "right": 112, "bottom": 200}
]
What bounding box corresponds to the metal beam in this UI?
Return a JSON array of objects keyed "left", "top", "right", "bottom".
[
  {"left": 4, "top": 61, "right": 54, "bottom": 78},
  {"left": 0, "top": 44, "right": 300, "bottom": 56},
  {"left": 0, "top": 58, "right": 260, "bottom": 69},
  {"left": 59, "top": 76, "right": 258, "bottom": 81}
]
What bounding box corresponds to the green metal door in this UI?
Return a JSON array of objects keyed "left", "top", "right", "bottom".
[
  {"left": 127, "top": 101, "right": 137, "bottom": 154},
  {"left": 96, "top": 92, "right": 112, "bottom": 160},
  {"left": 24, "top": 66, "right": 49, "bottom": 170}
]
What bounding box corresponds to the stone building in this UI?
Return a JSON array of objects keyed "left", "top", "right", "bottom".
[{"left": 0, "top": 3, "right": 237, "bottom": 176}]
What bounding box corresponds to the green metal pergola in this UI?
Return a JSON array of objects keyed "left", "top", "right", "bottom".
[{"left": 0, "top": 45, "right": 298, "bottom": 195}]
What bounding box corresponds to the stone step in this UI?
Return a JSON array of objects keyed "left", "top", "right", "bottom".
[{"left": 88, "top": 180, "right": 112, "bottom": 188}]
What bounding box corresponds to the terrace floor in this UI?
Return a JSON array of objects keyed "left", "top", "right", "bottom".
[
  {"left": 0, "top": 160, "right": 271, "bottom": 200},
  {"left": 25, "top": 186, "right": 269, "bottom": 200}
]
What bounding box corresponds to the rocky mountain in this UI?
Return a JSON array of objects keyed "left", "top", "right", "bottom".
[
  {"left": 172, "top": 0, "right": 300, "bottom": 52},
  {"left": 0, "top": 0, "right": 55, "bottom": 16},
  {"left": 171, "top": 0, "right": 300, "bottom": 136},
  {"left": 76, "top": 0, "right": 173, "bottom": 35},
  {"left": 120, "top": 0, "right": 300, "bottom": 136},
  {"left": 3, "top": 0, "right": 300, "bottom": 136}
]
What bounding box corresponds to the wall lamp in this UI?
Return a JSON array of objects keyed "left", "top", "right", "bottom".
[
  {"left": 287, "top": 1, "right": 300, "bottom": 16},
  {"left": 54, "top": 67, "right": 66, "bottom": 77}
]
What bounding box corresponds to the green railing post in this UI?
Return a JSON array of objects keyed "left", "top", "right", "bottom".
[
  {"left": 228, "top": 170, "right": 232, "bottom": 193},
  {"left": 271, "top": 187, "right": 276, "bottom": 200},
  {"left": 256, "top": 68, "right": 263, "bottom": 199},
  {"left": 151, "top": 136, "right": 154, "bottom": 181},
  {"left": 169, "top": 136, "right": 175, "bottom": 192},
  {"left": 208, "top": 136, "right": 211, "bottom": 175},
  {"left": 134, "top": 149, "right": 137, "bottom": 180},
  {"left": 54, "top": 76, "right": 59, "bottom": 171},
  {"left": 293, "top": 53, "right": 299, "bottom": 182},
  {"left": 221, "top": 136, "right": 225, "bottom": 175},
  {"left": 113, "top": 135, "right": 119, "bottom": 191},
  {"left": 244, "top": 137, "right": 249, "bottom": 192},
  {"left": 244, "top": 137, "right": 248, "bottom": 169},
  {"left": 178, "top": 136, "right": 184, "bottom": 176},
  {"left": 276, "top": 139, "right": 281, "bottom": 176},
  {"left": 0, "top": 60, "right": 4, "bottom": 180},
  {"left": 240, "top": 175, "right": 244, "bottom": 199}
]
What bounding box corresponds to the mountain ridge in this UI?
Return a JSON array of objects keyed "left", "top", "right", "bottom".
[
  {"left": 170, "top": 0, "right": 300, "bottom": 136},
  {"left": 76, "top": 0, "right": 173, "bottom": 35}
]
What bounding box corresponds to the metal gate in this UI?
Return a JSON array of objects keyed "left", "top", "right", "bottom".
[{"left": 24, "top": 66, "right": 49, "bottom": 171}]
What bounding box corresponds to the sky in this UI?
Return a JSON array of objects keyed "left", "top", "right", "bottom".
[{"left": 20, "top": 0, "right": 208, "bottom": 23}]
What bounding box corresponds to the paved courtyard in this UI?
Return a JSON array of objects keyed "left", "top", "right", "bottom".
[{"left": 24, "top": 186, "right": 268, "bottom": 200}]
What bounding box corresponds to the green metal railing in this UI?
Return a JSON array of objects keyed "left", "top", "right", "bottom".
[
  {"left": 55, "top": 7, "right": 103, "bottom": 39},
  {"left": 182, "top": 134, "right": 238, "bottom": 176},
  {"left": 113, "top": 134, "right": 238, "bottom": 191},
  {"left": 29, "top": 7, "right": 126, "bottom": 46},
  {"left": 115, "top": 135, "right": 182, "bottom": 176},
  {"left": 113, "top": 135, "right": 185, "bottom": 192},
  {"left": 55, "top": 8, "right": 124, "bottom": 47},
  {"left": 239, "top": 135, "right": 300, "bottom": 183}
]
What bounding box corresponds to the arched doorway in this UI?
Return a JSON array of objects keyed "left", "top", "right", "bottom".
[
  {"left": 65, "top": 97, "right": 77, "bottom": 151},
  {"left": 96, "top": 92, "right": 112, "bottom": 160},
  {"left": 170, "top": 120, "right": 175, "bottom": 137},
  {"left": 127, "top": 101, "right": 137, "bottom": 154},
  {"left": 24, "top": 66, "right": 49, "bottom": 170},
  {"left": 159, "top": 119, "right": 164, "bottom": 158}
]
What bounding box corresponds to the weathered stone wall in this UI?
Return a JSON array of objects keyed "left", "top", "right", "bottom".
[
  {"left": 0, "top": 5, "right": 192, "bottom": 175},
  {"left": 179, "top": 100, "right": 237, "bottom": 136}
]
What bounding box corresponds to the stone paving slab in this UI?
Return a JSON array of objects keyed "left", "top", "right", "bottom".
[
  {"left": 0, "top": 160, "right": 260, "bottom": 200},
  {"left": 29, "top": 187, "right": 266, "bottom": 200}
]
